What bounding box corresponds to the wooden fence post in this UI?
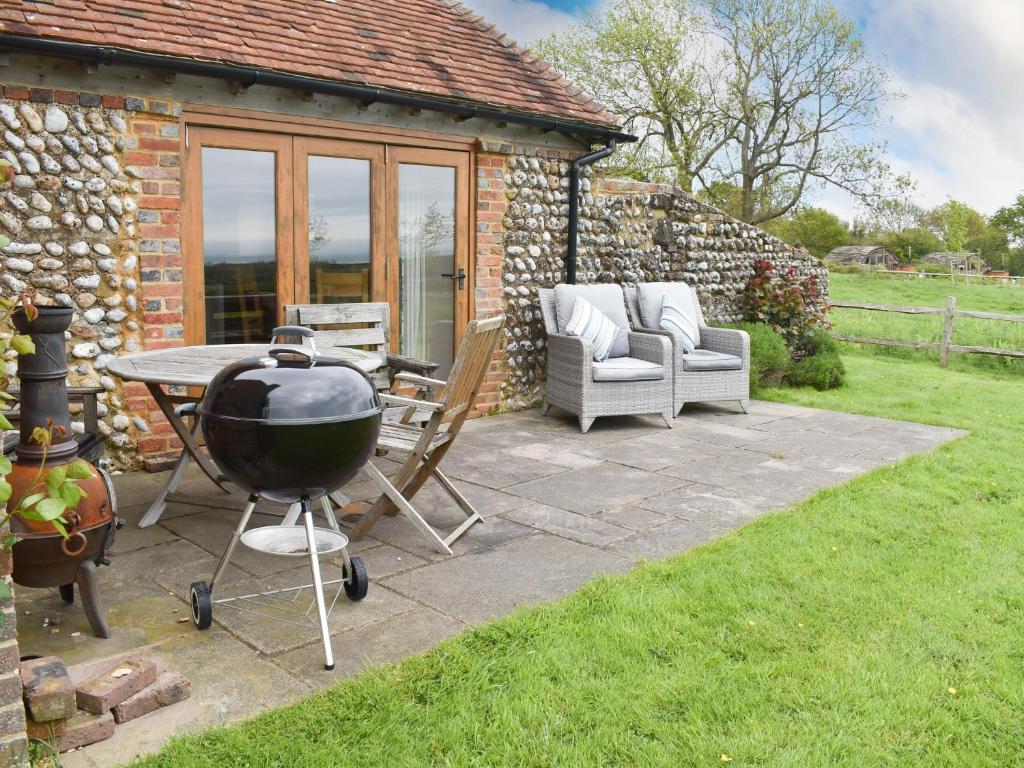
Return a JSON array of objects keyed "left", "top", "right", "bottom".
[{"left": 940, "top": 295, "right": 957, "bottom": 368}]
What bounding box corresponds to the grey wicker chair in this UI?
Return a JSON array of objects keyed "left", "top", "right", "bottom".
[
  {"left": 625, "top": 283, "right": 750, "bottom": 415},
  {"left": 539, "top": 285, "right": 674, "bottom": 433}
]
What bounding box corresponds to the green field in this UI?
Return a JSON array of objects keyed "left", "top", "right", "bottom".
[
  {"left": 131, "top": 352, "right": 1024, "bottom": 767},
  {"left": 828, "top": 272, "right": 1024, "bottom": 373}
]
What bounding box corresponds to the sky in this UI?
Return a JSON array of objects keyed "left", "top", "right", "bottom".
[{"left": 464, "top": 0, "right": 1024, "bottom": 222}]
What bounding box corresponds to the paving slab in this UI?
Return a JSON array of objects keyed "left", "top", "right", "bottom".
[
  {"left": 500, "top": 502, "right": 633, "bottom": 547},
  {"left": 504, "top": 463, "right": 686, "bottom": 514},
  {"left": 609, "top": 518, "right": 720, "bottom": 563},
  {"left": 382, "top": 533, "right": 629, "bottom": 624},
  {"left": 574, "top": 434, "right": 721, "bottom": 471},
  {"left": 595, "top": 505, "right": 674, "bottom": 532},
  {"left": 275, "top": 606, "right": 464, "bottom": 683},
  {"left": 441, "top": 443, "right": 568, "bottom": 488}
]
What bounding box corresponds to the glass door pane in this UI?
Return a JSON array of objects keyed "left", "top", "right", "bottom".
[
  {"left": 307, "top": 156, "right": 371, "bottom": 303},
  {"left": 201, "top": 147, "right": 278, "bottom": 343},
  {"left": 397, "top": 164, "right": 456, "bottom": 374}
]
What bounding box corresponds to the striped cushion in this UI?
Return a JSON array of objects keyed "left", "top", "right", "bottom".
[
  {"left": 565, "top": 297, "right": 620, "bottom": 362},
  {"left": 660, "top": 297, "right": 700, "bottom": 353}
]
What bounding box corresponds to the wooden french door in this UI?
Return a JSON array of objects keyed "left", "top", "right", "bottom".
[
  {"left": 184, "top": 128, "right": 470, "bottom": 372},
  {"left": 387, "top": 147, "right": 471, "bottom": 375}
]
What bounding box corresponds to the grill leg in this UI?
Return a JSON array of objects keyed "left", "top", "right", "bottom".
[
  {"left": 211, "top": 495, "right": 258, "bottom": 590},
  {"left": 303, "top": 496, "right": 334, "bottom": 671}
]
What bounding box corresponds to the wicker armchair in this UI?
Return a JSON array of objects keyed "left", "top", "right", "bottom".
[
  {"left": 539, "top": 286, "right": 674, "bottom": 433},
  {"left": 625, "top": 283, "right": 750, "bottom": 415}
]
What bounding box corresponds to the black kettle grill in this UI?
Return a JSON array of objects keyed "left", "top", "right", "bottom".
[
  {"left": 187, "top": 326, "right": 382, "bottom": 670},
  {"left": 197, "top": 326, "right": 382, "bottom": 503}
]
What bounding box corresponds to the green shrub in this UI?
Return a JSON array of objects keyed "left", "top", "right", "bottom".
[
  {"left": 786, "top": 330, "right": 846, "bottom": 390},
  {"left": 727, "top": 322, "right": 789, "bottom": 390}
]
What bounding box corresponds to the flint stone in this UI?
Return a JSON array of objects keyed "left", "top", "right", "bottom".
[
  {"left": 18, "top": 103, "right": 42, "bottom": 132},
  {"left": 12, "top": 175, "right": 33, "bottom": 189},
  {"left": 2, "top": 275, "right": 26, "bottom": 292},
  {"left": 85, "top": 214, "right": 104, "bottom": 232},
  {"left": 83, "top": 308, "right": 105, "bottom": 324},
  {"left": 0, "top": 212, "right": 20, "bottom": 234},
  {"left": 68, "top": 241, "right": 90, "bottom": 257},
  {"left": 44, "top": 242, "right": 63, "bottom": 257},
  {"left": 4, "top": 242, "right": 41, "bottom": 256},
  {"left": 29, "top": 192, "right": 52, "bottom": 212},
  {"left": 71, "top": 342, "right": 99, "bottom": 359},
  {"left": 0, "top": 104, "right": 19, "bottom": 129},
  {"left": 74, "top": 274, "right": 101, "bottom": 289},
  {"left": 2, "top": 130, "right": 24, "bottom": 150},
  {"left": 5, "top": 258, "right": 34, "bottom": 273},
  {"left": 25, "top": 215, "right": 53, "bottom": 230}
]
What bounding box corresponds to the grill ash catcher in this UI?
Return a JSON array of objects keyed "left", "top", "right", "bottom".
[{"left": 186, "top": 327, "right": 381, "bottom": 669}]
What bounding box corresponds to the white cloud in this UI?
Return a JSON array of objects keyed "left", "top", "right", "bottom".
[
  {"left": 460, "top": 0, "right": 581, "bottom": 46},
  {"left": 814, "top": 0, "right": 1024, "bottom": 217}
]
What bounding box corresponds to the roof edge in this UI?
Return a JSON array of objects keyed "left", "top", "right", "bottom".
[{"left": 0, "top": 34, "right": 636, "bottom": 144}]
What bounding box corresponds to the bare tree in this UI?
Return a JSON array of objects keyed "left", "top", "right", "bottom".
[
  {"left": 707, "top": 0, "right": 909, "bottom": 224},
  {"left": 535, "top": 0, "right": 732, "bottom": 192}
]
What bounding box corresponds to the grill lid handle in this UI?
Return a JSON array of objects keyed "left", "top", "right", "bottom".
[{"left": 269, "top": 326, "right": 318, "bottom": 362}]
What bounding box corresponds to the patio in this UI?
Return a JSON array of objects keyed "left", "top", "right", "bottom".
[{"left": 14, "top": 401, "right": 963, "bottom": 766}]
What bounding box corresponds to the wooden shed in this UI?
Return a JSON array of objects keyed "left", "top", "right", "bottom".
[
  {"left": 825, "top": 245, "right": 899, "bottom": 268},
  {"left": 919, "top": 252, "right": 990, "bottom": 274}
]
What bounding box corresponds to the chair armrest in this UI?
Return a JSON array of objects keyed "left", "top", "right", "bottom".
[
  {"left": 387, "top": 352, "right": 439, "bottom": 379},
  {"left": 627, "top": 330, "right": 672, "bottom": 366},
  {"left": 546, "top": 333, "right": 593, "bottom": 374},
  {"left": 700, "top": 327, "right": 750, "bottom": 361},
  {"left": 394, "top": 372, "right": 447, "bottom": 390},
  {"left": 379, "top": 393, "right": 444, "bottom": 412}
]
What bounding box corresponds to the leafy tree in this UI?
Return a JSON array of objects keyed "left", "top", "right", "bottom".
[
  {"left": 990, "top": 193, "right": 1024, "bottom": 249},
  {"left": 764, "top": 207, "right": 851, "bottom": 259},
  {"left": 921, "top": 199, "right": 987, "bottom": 252},
  {"left": 535, "top": 0, "right": 909, "bottom": 223},
  {"left": 878, "top": 227, "right": 943, "bottom": 263},
  {"left": 534, "top": 0, "right": 729, "bottom": 190}
]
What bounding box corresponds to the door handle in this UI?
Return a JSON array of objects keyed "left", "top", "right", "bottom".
[{"left": 441, "top": 267, "right": 466, "bottom": 290}]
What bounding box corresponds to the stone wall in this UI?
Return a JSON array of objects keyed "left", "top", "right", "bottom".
[
  {"left": 0, "top": 87, "right": 183, "bottom": 468},
  {"left": 486, "top": 146, "right": 828, "bottom": 411}
]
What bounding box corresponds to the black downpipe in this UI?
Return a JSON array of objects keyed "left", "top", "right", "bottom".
[
  {"left": 566, "top": 140, "right": 617, "bottom": 284},
  {"left": 0, "top": 35, "right": 637, "bottom": 144}
]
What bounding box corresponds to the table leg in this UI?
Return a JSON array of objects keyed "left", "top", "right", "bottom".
[
  {"left": 146, "top": 382, "right": 228, "bottom": 492},
  {"left": 138, "top": 444, "right": 192, "bottom": 528}
]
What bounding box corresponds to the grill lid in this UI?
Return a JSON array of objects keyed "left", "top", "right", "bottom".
[{"left": 198, "top": 329, "right": 382, "bottom": 425}]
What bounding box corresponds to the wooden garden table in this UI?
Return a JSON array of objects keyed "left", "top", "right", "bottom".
[{"left": 107, "top": 344, "right": 383, "bottom": 528}]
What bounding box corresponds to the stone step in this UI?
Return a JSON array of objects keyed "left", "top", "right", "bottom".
[{"left": 75, "top": 657, "right": 157, "bottom": 715}]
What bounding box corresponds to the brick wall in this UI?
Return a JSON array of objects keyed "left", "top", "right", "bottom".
[{"left": 0, "top": 528, "right": 26, "bottom": 767}]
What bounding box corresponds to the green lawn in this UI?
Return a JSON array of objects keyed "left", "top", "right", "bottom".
[
  {"left": 133, "top": 352, "right": 1024, "bottom": 768},
  {"left": 828, "top": 271, "right": 1024, "bottom": 374}
]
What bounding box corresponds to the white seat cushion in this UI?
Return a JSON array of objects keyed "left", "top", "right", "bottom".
[
  {"left": 592, "top": 356, "right": 666, "bottom": 382},
  {"left": 680, "top": 349, "right": 743, "bottom": 372}
]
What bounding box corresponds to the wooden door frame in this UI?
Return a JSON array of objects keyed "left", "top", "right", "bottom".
[
  {"left": 386, "top": 146, "right": 472, "bottom": 354},
  {"left": 292, "top": 137, "right": 386, "bottom": 305},
  {"left": 183, "top": 120, "right": 474, "bottom": 354},
  {"left": 182, "top": 127, "right": 294, "bottom": 345}
]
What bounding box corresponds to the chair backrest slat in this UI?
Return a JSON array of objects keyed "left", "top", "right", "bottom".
[{"left": 437, "top": 315, "right": 505, "bottom": 426}]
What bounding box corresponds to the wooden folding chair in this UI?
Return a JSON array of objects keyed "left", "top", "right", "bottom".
[{"left": 349, "top": 315, "right": 506, "bottom": 555}]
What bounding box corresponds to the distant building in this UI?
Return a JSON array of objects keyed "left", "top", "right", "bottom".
[
  {"left": 825, "top": 245, "right": 899, "bottom": 268},
  {"left": 919, "top": 252, "right": 990, "bottom": 273}
]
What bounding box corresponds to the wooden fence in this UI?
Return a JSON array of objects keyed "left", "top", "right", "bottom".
[{"left": 830, "top": 297, "right": 1024, "bottom": 367}]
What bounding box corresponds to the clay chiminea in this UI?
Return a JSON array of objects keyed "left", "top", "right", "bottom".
[{"left": 7, "top": 305, "right": 118, "bottom": 639}]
